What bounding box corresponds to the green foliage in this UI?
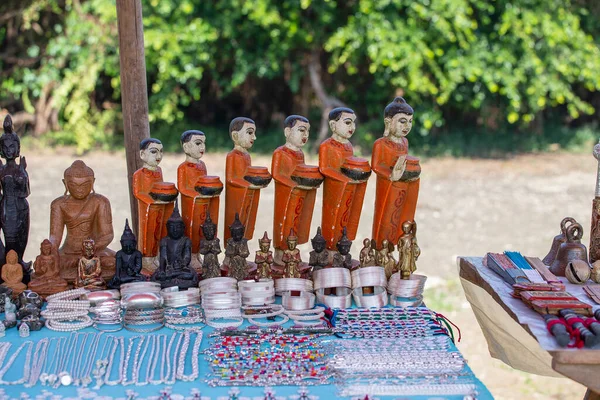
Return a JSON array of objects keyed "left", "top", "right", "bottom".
[{"left": 1, "top": 0, "right": 600, "bottom": 152}]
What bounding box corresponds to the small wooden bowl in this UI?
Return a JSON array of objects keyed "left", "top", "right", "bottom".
[
  {"left": 150, "top": 182, "right": 178, "bottom": 202},
  {"left": 341, "top": 157, "right": 372, "bottom": 181},
  {"left": 400, "top": 156, "right": 421, "bottom": 181},
  {"left": 194, "top": 175, "right": 224, "bottom": 196},
  {"left": 244, "top": 166, "right": 272, "bottom": 187},
  {"left": 291, "top": 164, "right": 323, "bottom": 188}
]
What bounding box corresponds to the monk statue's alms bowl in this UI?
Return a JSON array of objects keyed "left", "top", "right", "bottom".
[
  {"left": 149, "top": 182, "right": 179, "bottom": 202},
  {"left": 194, "top": 175, "right": 224, "bottom": 196},
  {"left": 399, "top": 156, "right": 421, "bottom": 182},
  {"left": 291, "top": 164, "right": 324, "bottom": 188},
  {"left": 341, "top": 157, "right": 372, "bottom": 182},
  {"left": 244, "top": 166, "right": 272, "bottom": 187}
]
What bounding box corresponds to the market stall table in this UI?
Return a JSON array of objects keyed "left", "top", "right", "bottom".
[{"left": 459, "top": 256, "right": 600, "bottom": 399}]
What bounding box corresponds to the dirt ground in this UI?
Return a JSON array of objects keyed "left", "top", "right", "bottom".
[{"left": 25, "top": 149, "right": 596, "bottom": 400}]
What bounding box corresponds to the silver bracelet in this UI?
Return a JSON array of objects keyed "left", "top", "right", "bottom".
[
  {"left": 313, "top": 268, "right": 351, "bottom": 291},
  {"left": 351, "top": 266, "right": 387, "bottom": 289},
  {"left": 315, "top": 287, "right": 353, "bottom": 309},
  {"left": 275, "top": 278, "right": 313, "bottom": 295},
  {"left": 387, "top": 273, "right": 427, "bottom": 298},
  {"left": 282, "top": 291, "right": 315, "bottom": 310},
  {"left": 352, "top": 286, "right": 389, "bottom": 308},
  {"left": 199, "top": 277, "right": 237, "bottom": 294}
]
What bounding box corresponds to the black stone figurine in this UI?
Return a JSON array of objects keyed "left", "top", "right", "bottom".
[
  {"left": 151, "top": 203, "right": 199, "bottom": 289},
  {"left": 199, "top": 212, "right": 221, "bottom": 279},
  {"left": 0, "top": 115, "right": 31, "bottom": 282},
  {"left": 309, "top": 227, "right": 329, "bottom": 272},
  {"left": 225, "top": 213, "right": 250, "bottom": 281},
  {"left": 332, "top": 227, "right": 353, "bottom": 270},
  {"left": 107, "top": 219, "right": 146, "bottom": 289}
]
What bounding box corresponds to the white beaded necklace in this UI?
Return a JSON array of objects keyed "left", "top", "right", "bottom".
[{"left": 0, "top": 341, "right": 33, "bottom": 385}]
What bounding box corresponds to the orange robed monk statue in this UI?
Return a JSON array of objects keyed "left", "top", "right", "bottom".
[
  {"left": 133, "top": 138, "right": 179, "bottom": 271},
  {"left": 224, "top": 117, "right": 272, "bottom": 241},
  {"left": 272, "top": 115, "right": 323, "bottom": 262},
  {"left": 177, "top": 130, "right": 223, "bottom": 266},
  {"left": 371, "top": 97, "right": 420, "bottom": 249},
  {"left": 49, "top": 160, "right": 116, "bottom": 282},
  {"left": 319, "top": 107, "right": 371, "bottom": 250}
]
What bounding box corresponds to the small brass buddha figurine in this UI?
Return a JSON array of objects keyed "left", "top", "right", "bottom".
[
  {"left": 151, "top": 204, "right": 199, "bottom": 289},
  {"left": 107, "top": 220, "right": 146, "bottom": 289},
  {"left": 255, "top": 232, "right": 274, "bottom": 280},
  {"left": 28, "top": 239, "right": 68, "bottom": 296},
  {"left": 332, "top": 227, "right": 353, "bottom": 270},
  {"left": 397, "top": 221, "right": 420, "bottom": 279},
  {"left": 199, "top": 212, "right": 222, "bottom": 279},
  {"left": 282, "top": 229, "right": 301, "bottom": 278},
  {"left": 359, "top": 238, "right": 376, "bottom": 268},
  {"left": 0, "top": 250, "right": 26, "bottom": 296},
  {"left": 225, "top": 213, "right": 250, "bottom": 281},
  {"left": 309, "top": 227, "right": 329, "bottom": 272},
  {"left": 376, "top": 239, "right": 397, "bottom": 279},
  {"left": 76, "top": 238, "right": 106, "bottom": 290}
]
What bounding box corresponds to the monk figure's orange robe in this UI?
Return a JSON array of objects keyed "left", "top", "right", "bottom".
[
  {"left": 224, "top": 149, "right": 265, "bottom": 241},
  {"left": 133, "top": 167, "right": 176, "bottom": 257},
  {"left": 177, "top": 161, "right": 220, "bottom": 253},
  {"left": 271, "top": 146, "right": 318, "bottom": 249},
  {"left": 319, "top": 138, "right": 369, "bottom": 250},
  {"left": 371, "top": 136, "right": 420, "bottom": 249}
]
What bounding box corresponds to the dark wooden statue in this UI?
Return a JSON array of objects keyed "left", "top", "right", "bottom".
[
  {"left": 332, "top": 227, "right": 353, "bottom": 270},
  {"left": 309, "top": 227, "right": 329, "bottom": 272},
  {"left": 107, "top": 219, "right": 146, "bottom": 289},
  {"left": 0, "top": 115, "right": 31, "bottom": 281},
  {"left": 151, "top": 203, "right": 199, "bottom": 289},
  {"left": 199, "top": 212, "right": 221, "bottom": 279},
  {"left": 225, "top": 213, "right": 250, "bottom": 281}
]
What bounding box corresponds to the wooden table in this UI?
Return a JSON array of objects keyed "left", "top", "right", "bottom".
[{"left": 458, "top": 256, "right": 600, "bottom": 399}]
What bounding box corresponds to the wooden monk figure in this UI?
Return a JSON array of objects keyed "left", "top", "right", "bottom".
[
  {"left": 28, "top": 239, "right": 68, "bottom": 296},
  {"left": 133, "top": 138, "right": 178, "bottom": 271},
  {"left": 49, "top": 160, "right": 115, "bottom": 282},
  {"left": 224, "top": 117, "right": 272, "bottom": 241},
  {"left": 371, "top": 97, "right": 421, "bottom": 249},
  {"left": 177, "top": 130, "right": 223, "bottom": 261},
  {"left": 1, "top": 250, "right": 26, "bottom": 296},
  {"left": 319, "top": 107, "right": 371, "bottom": 250},
  {"left": 272, "top": 115, "right": 323, "bottom": 262}
]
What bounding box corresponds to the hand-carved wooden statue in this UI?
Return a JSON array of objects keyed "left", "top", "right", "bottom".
[
  {"left": 254, "top": 232, "right": 274, "bottom": 280},
  {"left": 133, "top": 138, "right": 178, "bottom": 271},
  {"left": 332, "top": 227, "right": 353, "bottom": 270},
  {"left": 151, "top": 204, "right": 199, "bottom": 289},
  {"left": 0, "top": 115, "right": 30, "bottom": 279},
  {"left": 309, "top": 227, "right": 329, "bottom": 272},
  {"left": 199, "top": 212, "right": 222, "bottom": 279},
  {"left": 376, "top": 239, "right": 397, "bottom": 279},
  {"left": 371, "top": 97, "right": 421, "bottom": 249},
  {"left": 107, "top": 220, "right": 145, "bottom": 289},
  {"left": 224, "top": 117, "right": 272, "bottom": 241},
  {"left": 272, "top": 115, "right": 323, "bottom": 262},
  {"left": 225, "top": 213, "right": 250, "bottom": 281},
  {"left": 359, "top": 238, "right": 376, "bottom": 268},
  {"left": 282, "top": 229, "right": 302, "bottom": 278},
  {"left": 397, "top": 221, "right": 420, "bottom": 279},
  {"left": 49, "top": 160, "right": 115, "bottom": 283},
  {"left": 1, "top": 250, "right": 26, "bottom": 295},
  {"left": 28, "top": 239, "right": 68, "bottom": 296},
  {"left": 319, "top": 108, "right": 371, "bottom": 250},
  {"left": 178, "top": 130, "right": 223, "bottom": 265},
  {"left": 76, "top": 239, "right": 106, "bottom": 291}
]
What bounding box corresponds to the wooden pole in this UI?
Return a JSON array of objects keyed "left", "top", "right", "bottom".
[{"left": 116, "top": 0, "right": 150, "bottom": 238}]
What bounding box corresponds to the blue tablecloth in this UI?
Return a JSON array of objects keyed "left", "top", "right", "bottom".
[{"left": 0, "top": 311, "right": 493, "bottom": 400}]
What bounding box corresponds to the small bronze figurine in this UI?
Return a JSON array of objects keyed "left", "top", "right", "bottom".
[
  {"left": 107, "top": 220, "right": 146, "bottom": 289},
  {"left": 225, "top": 213, "right": 250, "bottom": 281},
  {"left": 397, "top": 221, "right": 420, "bottom": 279},
  {"left": 376, "top": 239, "right": 397, "bottom": 279},
  {"left": 76, "top": 238, "right": 106, "bottom": 290},
  {"left": 255, "top": 232, "right": 274, "bottom": 280},
  {"left": 359, "top": 238, "right": 376, "bottom": 268},
  {"left": 282, "top": 229, "right": 301, "bottom": 278},
  {"left": 332, "top": 227, "right": 353, "bottom": 270},
  {"left": 0, "top": 115, "right": 31, "bottom": 279},
  {"left": 199, "top": 212, "right": 222, "bottom": 279},
  {"left": 151, "top": 204, "right": 199, "bottom": 289},
  {"left": 0, "top": 250, "right": 26, "bottom": 296},
  {"left": 28, "top": 239, "right": 68, "bottom": 296},
  {"left": 309, "top": 227, "right": 329, "bottom": 272}
]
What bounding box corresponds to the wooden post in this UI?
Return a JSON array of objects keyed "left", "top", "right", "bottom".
[{"left": 116, "top": 0, "right": 150, "bottom": 238}]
